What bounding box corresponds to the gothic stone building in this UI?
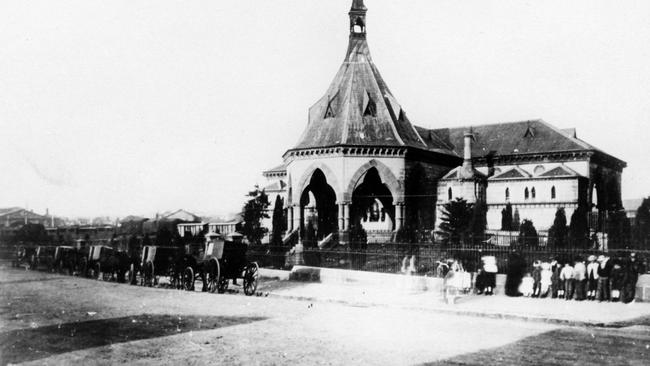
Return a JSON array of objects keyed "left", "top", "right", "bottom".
[{"left": 262, "top": 0, "right": 625, "bottom": 243}]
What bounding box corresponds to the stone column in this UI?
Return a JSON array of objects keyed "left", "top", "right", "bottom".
[
  {"left": 343, "top": 202, "right": 351, "bottom": 231},
  {"left": 395, "top": 203, "right": 404, "bottom": 231},
  {"left": 338, "top": 203, "right": 345, "bottom": 231},
  {"left": 292, "top": 205, "right": 301, "bottom": 234},
  {"left": 287, "top": 207, "right": 293, "bottom": 232}
]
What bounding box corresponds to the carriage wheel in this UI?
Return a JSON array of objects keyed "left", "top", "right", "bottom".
[
  {"left": 243, "top": 262, "right": 259, "bottom": 296},
  {"left": 128, "top": 263, "right": 137, "bottom": 285},
  {"left": 206, "top": 260, "right": 221, "bottom": 293},
  {"left": 144, "top": 261, "right": 155, "bottom": 287},
  {"left": 183, "top": 266, "right": 195, "bottom": 291}
]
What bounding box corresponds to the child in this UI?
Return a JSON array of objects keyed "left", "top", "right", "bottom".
[
  {"left": 609, "top": 259, "right": 625, "bottom": 302},
  {"left": 531, "top": 260, "right": 542, "bottom": 297},
  {"left": 559, "top": 262, "right": 574, "bottom": 300},
  {"left": 482, "top": 256, "right": 497, "bottom": 295},
  {"left": 519, "top": 273, "right": 534, "bottom": 297},
  {"left": 573, "top": 257, "right": 587, "bottom": 301},
  {"left": 540, "top": 261, "right": 553, "bottom": 298},
  {"left": 586, "top": 255, "right": 599, "bottom": 300}
]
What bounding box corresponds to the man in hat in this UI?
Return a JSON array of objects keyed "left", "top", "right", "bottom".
[
  {"left": 596, "top": 254, "right": 612, "bottom": 302},
  {"left": 622, "top": 253, "right": 645, "bottom": 303},
  {"left": 586, "top": 255, "right": 599, "bottom": 300}
]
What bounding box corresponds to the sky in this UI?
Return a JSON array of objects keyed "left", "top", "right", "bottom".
[{"left": 1, "top": 0, "right": 649, "bottom": 219}]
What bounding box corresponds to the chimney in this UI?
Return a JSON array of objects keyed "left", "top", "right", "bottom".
[{"left": 460, "top": 128, "right": 475, "bottom": 179}]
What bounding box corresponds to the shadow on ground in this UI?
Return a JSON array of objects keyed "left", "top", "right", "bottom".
[
  {"left": 419, "top": 328, "right": 650, "bottom": 366},
  {"left": 0, "top": 314, "right": 266, "bottom": 365}
]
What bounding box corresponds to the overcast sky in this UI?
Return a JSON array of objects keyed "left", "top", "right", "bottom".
[{"left": 1, "top": 0, "right": 649, "bottom": 218}]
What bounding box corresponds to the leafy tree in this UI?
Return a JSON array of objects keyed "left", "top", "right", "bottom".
[
  {"left": 548, "top": 207, "right": 568, "bottom": 247},
  {"left": 518, "top": 219, "right": 538, "bottom": 247},
  {"left": 607, "top": 209, "right": 631, "bottom": 249},
  {"left": 633, "top": 197, "right": 650, "bottom": 249},
  {"left": 13, "top": 223, "right": 48, "bottom": 243},
  {"left": 241, "top": 186, "right": 270, "bottom": 245},
  {"left": 501, "top": 203, "right": 513, "bottom": 231},
  {"left": 569, "top": 205, "right": 589, "bottom": 248},
  {"left": 437, "top": 198, "right": 473, "bottom": 245}
]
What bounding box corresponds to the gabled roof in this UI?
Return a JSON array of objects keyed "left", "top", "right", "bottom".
[
  {"left": 490, "top": 166, "right": 532, "bottom": 180},
  {"left": 539, "top": 165, "right": 580, "bottom": 177},
  {"left": 422, "top": 119, "right": 620, "bottom": 162},
  {"left": 291, "top": 1, "right": 453, "bottom": 154},
  {"left": 0, "top": 207, "right": 24, "bottom": 216},
  {"left": 263, "top": 180, "right": 287, "bottom": 192},
  {"left": 263, "top": 163, "right": 287, "bottom": 175},
  {"left": 440, "top": 166, "right": 486, "bottom": 181}
]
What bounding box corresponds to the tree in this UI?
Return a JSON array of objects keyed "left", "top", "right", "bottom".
[
  {"left": 569, "top": 205, "right": 589, "bottom": 248},
  {"left": 241, "top": 186, "right": 270, "bottom": 245},
  {"left": 270, "top": 196, "right": 286, "bottom": 246},
  {"left": 548, "top": 207, "right": 568, "bottom": 247},
  {"left": 518, "top": 219, "right": 538, "bottom": 247},
  {"left": 607, "top": 209, "right": 631, "bottom": 249},
  {"left": 633, "top": 197, "right": 650, "bottom": 249},
  {"left": 437, "top": 198, "right": 473, "bottom": 245},
  {"left": 501, "top": 203, "right": 513, "bottom": 231},
  {"left": 13, "top": 223, "right": 48, "bottom": 243},
  {"left": 512, "top": 209, "right": 521, "bottom": 231},
  {"left": 470, "top": 201, "right": 488, "bottom": 241}
]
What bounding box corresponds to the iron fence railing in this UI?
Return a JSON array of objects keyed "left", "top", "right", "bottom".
[{"left": 249, "top": 237, "right": 650, "bottom": 276}]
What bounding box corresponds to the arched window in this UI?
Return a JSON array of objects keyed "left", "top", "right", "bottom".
[
  {"left": 524, "top": 187, "right": 529, "bottom": 200},
  {"left": 531, "top": 187, "right": 536, "bottom": 199},
  {"left": 448, "top": 187, "right": 453, "bottom": 200},
  {"left": 551, "top": 186, "right": 556, "bottom": 199},
  {"left": 505, "top": 187, "right": 510, "bottom": 201}
]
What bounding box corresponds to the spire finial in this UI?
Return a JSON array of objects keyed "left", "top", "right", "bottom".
[{"left": 349, "top": 0, "right": 367, "bottom": 35}]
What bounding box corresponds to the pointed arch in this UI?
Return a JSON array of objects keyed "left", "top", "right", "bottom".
[
  {"left": 295, "top": 162, "right": 341, "bottom": 203},
  {"left": 345, "top": 159, "right": 403, "bottom": 204}
]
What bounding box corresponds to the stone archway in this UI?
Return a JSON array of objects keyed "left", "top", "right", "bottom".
[
  {"left": 299, "top": 169, "right": 338, "bottom": 242},
  {"left": 351, "top": 167, "right": 395, "bottom": 232},
  {"left": 345, "top": 159, "right": 402, "bottom": 203}
]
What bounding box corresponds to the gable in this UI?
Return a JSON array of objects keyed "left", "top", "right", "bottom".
[
  {"left": 540, "top": 166, "right": 578, "bottom": 177},
  {"left": 490, "top": 166, "right": 531, "bottom": 180}
]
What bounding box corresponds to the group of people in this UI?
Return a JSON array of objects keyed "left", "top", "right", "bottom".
[{"left": 473, "top": 252, "right": 645, "bottom": 304}]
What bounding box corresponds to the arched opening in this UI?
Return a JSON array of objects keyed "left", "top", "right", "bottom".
[
  {"left": 448, "top": 187, "right": 453, "bottom": 201},
  {"left": 505, "top": 187, "right": 510, "bottom": 201},
  {"left": 531, "top": 187, "right": 536, "bottom": 199},
  {"left": 551, "top": 186, "right": 556, "bottom": 199},
  {"left": 524, "top": 187, "right": 529, "bottom": 200},
  {"left": 351, "top": 167, "right": 395, "bottom": 231},
  {"left": 299, "top": 169, "right": 338, "bottom": 241},
  {"left": 352, "top": 17, "right": 365, "bottom": 33}
]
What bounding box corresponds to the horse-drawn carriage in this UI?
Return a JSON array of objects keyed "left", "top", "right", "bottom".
[
  {"left": 138, "top": 245, "right": 184, "bottom": 287},
  {"left": 30, "top": 246, "right": 56, "bottom": 271},
  {"left": 12, "top": 245, "right": 37, "bottom": 269},
  {"left": 53, "top": 246, "right": 78, "bottom": 274},
  {"left": 181, "top": 233, "right": 259, "bottom": 296},
  {"left": 84, "top": 244, "right": 130, "bottom": 282}
]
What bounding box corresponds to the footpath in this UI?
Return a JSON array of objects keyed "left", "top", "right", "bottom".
[{"left": 259, "top": 267, "right": 650, "bottom": 328}]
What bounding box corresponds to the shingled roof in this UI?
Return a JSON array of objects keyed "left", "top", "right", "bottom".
[
  {"left": 291, "top": 1, "right": 438, "bottom": 152},
  {"left": 423, "top": 119, "right": 622, "bottom": 163}
]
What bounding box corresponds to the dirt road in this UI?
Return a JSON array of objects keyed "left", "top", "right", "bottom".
[{"left": 1, "top": 265, "right": 649, "bottom": 365}]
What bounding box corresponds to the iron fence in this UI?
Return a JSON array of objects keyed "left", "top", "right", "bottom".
[{"left": 249, "top": 236, "right": 650, "bottom": 276}]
